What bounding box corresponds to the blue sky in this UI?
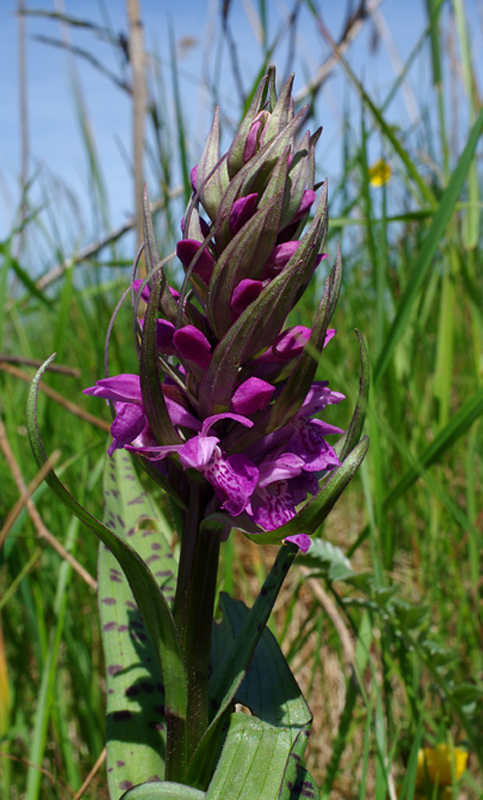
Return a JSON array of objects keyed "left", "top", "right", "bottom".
[{"left": 1, "top": 0, "right": 481, "bottom": 265}]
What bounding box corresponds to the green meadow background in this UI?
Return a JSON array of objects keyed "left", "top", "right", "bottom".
[{"left": 1, "top": 1, "right": 482, "bottom": 798}]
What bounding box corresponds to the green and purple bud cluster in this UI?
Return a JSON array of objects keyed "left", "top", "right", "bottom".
[{"left": 85, "top": 69, "right": 366, "bottom": 552}]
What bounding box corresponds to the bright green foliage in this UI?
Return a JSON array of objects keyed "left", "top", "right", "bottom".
[{"left": 99, "top": 449, "right": 176, "bottom": 798}]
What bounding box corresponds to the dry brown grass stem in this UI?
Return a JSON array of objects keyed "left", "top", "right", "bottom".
[
  {"left": 0, "top": 362, "right": 110, "bottom": 432},
  {"left": 72, "top": 747, "right": 106, "bottom": 800},
  {"left": 34, "top": 191, "right": 182, "bottom": 290},
  {"left": 0, "top": 353, "right": 80, "bottom": 377},
  {"left": 300, "top": 566, "right": 355, "bottom": 669},
  {"left": 0, "top": 750, "right": 76, "bottom": 796},
  {"left": 0, "top": 417, "right": 97, "bottom": 590},
  {"left": 126, "top": 0, "right": 146, "bottom": 248},
  {"left": 294, "top": 0, "right": 385, "bottom": 104},
  {"left": 0, "top": 448, "right": 61, "bottom": 549}
]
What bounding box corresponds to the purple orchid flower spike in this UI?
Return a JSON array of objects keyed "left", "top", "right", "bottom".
[{"left": 85, "top": 67, "right": 369, "bottom": 554}]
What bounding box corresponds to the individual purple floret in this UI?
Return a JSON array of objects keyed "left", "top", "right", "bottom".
[{"left": 85, "top": 69, "right": 351, "bottom": 553}]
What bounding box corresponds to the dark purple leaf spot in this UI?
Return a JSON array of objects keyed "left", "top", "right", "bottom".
[
  {"left": 111, "top": 489, "right": 119, "bottom": 499},
  {"left": 119, "top": 780, "right": 134, "bottom": 790},
  {"left": 114, "top": 710, "right": 132, "bottom": 721},
  {"left": 141, "top": 529, "right": 155, "bottom": 537},
  {"left": 110, "top": 574, "right": 122, "bottom": 583},
  {"left": 151, "top": 543, "right": 161, "bottom": 551},
  {"left": 155, "top": 570, "right": 173, "bottom": 577},
  {"left": 125, "top": 685, "right": 140, "bottom": 697},
  {"left": 125, "top": 601, "right": 137, "bottom": 609},
  {"left": 127, "top": 495, "right": 145, "bottom": 505},
  {"left": 126, "top": 527, "right": 135, "bottom": 537},
  {"left": 116, "top": 760, "right": 125, "bottom": 767},
  {"left": 149, "top": 721, "right": 164, "bottom": 730},
  {"left": 146, "top": 554, "right": 160, "bottom": 564},
  {"left": 103, "top": 621, "right": 117, "bottom": 631},
  {"left": 107, "top": 664, "right": 123, "bottom": 676},
  {"left": 102, "top": 597, "right": 116, "bottom": 605},
  {"left": 108, "top": 689, "right": 114, "bottom": 694},
  {"left": 116, "top": 515, "right": 125, "bottom": 527},
  {"left": 118, "top": 624, "right": 129, "bottom": 632}
]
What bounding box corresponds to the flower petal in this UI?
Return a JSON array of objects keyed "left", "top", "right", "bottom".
[
  {"left": 283, "top": 533, "right": 312, "bottom": 552},
  {"left": 206, "top": 452, "right": 259, "bottom": 516},
  {"left": 231, "top": 377, "right": 275, "bottom": 415},
  {"left": 84, "top": 374, "right": 142, "bottom": 404},
  {"left": 173, "top": 325, "right": 212, "bottom": 371},
  {"left": 177, "top": 239, "right": 215, "bottom": 285},
  {"left": 229, "top": 193, "right": 258, "bottom": 235},
  {"left": 230, "top": 279, "right": 264, "bottom": 320},
  {"left": 109, "top": 403, "right": 146, "bottom": 455}
]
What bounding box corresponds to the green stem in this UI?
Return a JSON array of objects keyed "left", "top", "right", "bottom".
[{"left": 167, "top": 482, "right": 221, "bottom": 782}]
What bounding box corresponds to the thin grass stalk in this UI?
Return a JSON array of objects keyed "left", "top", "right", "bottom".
[{"left": 126, "top": 0, "right": 146, "bottom": 248}]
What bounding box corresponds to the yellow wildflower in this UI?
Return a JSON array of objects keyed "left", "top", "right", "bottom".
[
  {"left": 368, "top": 158, "right": 392, "bottom": 187},
  {"left": 416, "top": 744, "right": 468, "bottom": 788}
]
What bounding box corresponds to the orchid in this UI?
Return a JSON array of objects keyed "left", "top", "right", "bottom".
[
  {"left": 84, "top": 69, "right": 365, "bottom": 555},
  {"left": 29, "top": 68, "right": 369, "bottom": 798}
]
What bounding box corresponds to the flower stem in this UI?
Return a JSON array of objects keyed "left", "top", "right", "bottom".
[{"left": 167, "top": 482, "right": 221, "bottom": 782}]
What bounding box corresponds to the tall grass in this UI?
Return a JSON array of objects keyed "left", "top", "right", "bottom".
[{"left": 1, "top": 2, "right": 482, "bottom": 798}]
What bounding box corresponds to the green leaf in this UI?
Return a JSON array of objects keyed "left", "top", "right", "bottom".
[
  {"left": 185, "top": 546, "right": 299, "bottom": 788},
  {"left": 213, "top": 595, "right": 311, "bottom": 729},
  {"left": 26, "top": 356, "right": 189, "bottom": 773},
  {"left": 204, "top": 714, "right": 303, "bottom": 800},
  {"left": 297, "top": 539, "right": 357, "bottom": 583},
  {"left": 99, "top": 449, "right": 177, "bottom": 798},
  {"left": 121, "top": 782, "right": 206, "bottom": 800},
  {"left": 374, "top": 103, "right": 483, "bottom": 385}
]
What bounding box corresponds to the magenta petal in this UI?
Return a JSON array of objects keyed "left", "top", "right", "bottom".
[
  {"left": 201, "top": 412, "right": 253, "bottom": 437},
  {"left": 257, "top": 453, "right": 304, "bottom": 487},
  {"left": 243, "top": 119, "right": 262, "bottom": 162},
  {"left": 231, "top": 377, "right": 275, "bottom": 415},
  {"left": 230, "top": 279, "right": 264, "bottom": 320},
  {"left": 293, "top": 189, "right": 317, "bottom": 223},
  {"left": 257, "top": 327, "right": 311, "bottom": 365},
  {"left": 109, "top": 403, "right": 146, "bottom": 455},
  {"left": 283, "top": 533, "right": 311, "bottom": 553},
  {"left": 263, "top": 241, "right": 300, "bottom": 278},
  {"left": 164, "top": 395, "right": 201, "bottom": 431},
  {"left": 297, "top": 381, "right": 345, "bottom": 417},
  {"left": 190, "top": 164, "right": 199, "bottom": 191},
  {"left": 155, "top": 319, "right": 176, "bottom": 354},
  {"left": 288, "top": 419, "right": 340, "bottom": 472},
  {"left": 177, "top": 239, "right": 214, "bottom": 285},
  {"left": 178, "top": 435, "right": 219, "bottom": 470},
  {"left": 229, "top": 193, "right": 258, "bottom": 235},
  {"left": 173, "top": 325, "right": 212, "bottom": 371},
  {"left": 250, "top": 483, "right": 296, "bottom": 529},
  {"left": 206, "top": 453, "right": 259, "bottom": 516},
  {"left": 84, "top": 374, "right": 142, "bottom": 404},
  {"left": 132, "top": 278, "right": 151, "bottom": 302},
  {"left": 288, "top": 472, "right": 319, "bottom": 505}
]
